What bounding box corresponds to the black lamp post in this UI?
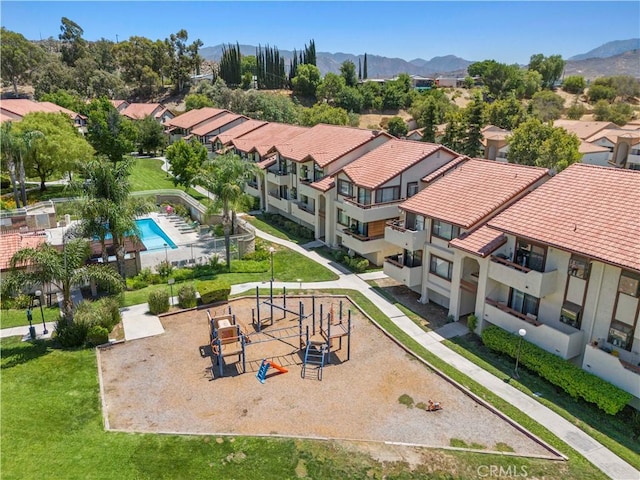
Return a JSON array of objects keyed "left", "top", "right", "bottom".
[
  {"left": 514, "top": 328, "right": 526, "bottom": 379},
  {"left": 35, "top": 289, "right": 47, "bottom": 335},
  {"left": 26, "top": 307, "right": 36, "bottom": 340},
  {"left": 164, "top": 243, "right": 168, "bottom": 262},
  {"left": 168, "top": 278, "right": 175, "bottom": 306},
  {"left": 269, "top": 246, "right": 275, "bottom": 282}
]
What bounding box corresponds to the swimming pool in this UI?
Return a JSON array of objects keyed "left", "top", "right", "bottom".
[{"left": 103, "top": 218, "right": 177, "bottom": 251}]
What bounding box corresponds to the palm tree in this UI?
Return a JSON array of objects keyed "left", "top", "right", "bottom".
[
  {"left": 10, "top": 238, "right": 123, "bottom": 322},
  {"left": 1, "top": 122, "right": 23, "bottom": 208},
  {"left": 196, "top": 153, "right": 262, "bottom": 271}
]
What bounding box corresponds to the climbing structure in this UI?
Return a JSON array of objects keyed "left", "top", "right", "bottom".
[{"left": 208, "top": 310, "right": 247, "bottom": 378}]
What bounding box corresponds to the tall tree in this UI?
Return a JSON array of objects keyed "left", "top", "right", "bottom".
[
  {"left": 0, "top": 122, "right": 24, "bottom": 207},
  {"left": 340, "top": 60, "right": 357, "bottom": 87},
  {"left": 195, "top": 153, "right": 262, "bottom": 271},
  {"left": 441, "top": 110, "right": 467, "bottom": 153},
  {"left": 530, "top": 90, "right": 565, "bottom": 122},
  {"left": 114, "top": 36, "right": 159, "bottom": 97},
  {"left": 135, "top": 115, "right": 166, "bottom": 155},
  {"left": 219, "top": 43, "right": 242, "bottom": 87},
  {"left": 0, "top": 28, "right": 45, "bottom": 95},
  {"left": 363, "top": 53, "right": 368, "bottom": 80},
  {"left": 166, "top": 138, "right": 208, "bottom": 189},
  {"left": 528, "top": 53, "right": 565, "bottom": 90},
  {"left": 292, "top": 64, "right": 321, "bottom": 98},
  {"left": 486, "top": 94, "right": 526, "bottom": 130},
  {"left": 86, "top": 97, "right": 136, "bottom": 164},
  {"left": 166, "top": 29, "right": 201, "bottom": 93},
  {"left": 462, "top": 92, "right": 485, "bottom": 157},
  {"left": 507, "top": 117, "right": 581, "bottom": 172},
  {"left": 59, "top": 17, "right": 87, "bottom": 67},
  {"left": 10, "top": 239, "right": 123, "bottom": 322},
  {"left": 387, "top": 117, "right": 408, "bottom": 138}
]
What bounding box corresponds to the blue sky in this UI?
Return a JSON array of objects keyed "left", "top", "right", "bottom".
[{"left": 2, "top": 1, "right": 639, "bottom": 63}]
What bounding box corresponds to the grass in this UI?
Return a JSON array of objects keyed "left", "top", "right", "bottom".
[
  {"left": 450, "top": 438, "right": 486, "bottom": 450},
  {"left": 129, "top": 157, "right": 177, "bottom": 192},
  {"left": 398, "top": 394, "right": 415, "bottom": 408},
  {"left": 444, "top": 333, "right": 640, "bottom": 470},
  {"left": 367, "top": 282, "right": 432, "bottom": 331},
  {"left": 0, "top": 305, "right": 60, "bottom": 330},
  {"left": 243, "top": 214, "right": 305, "bottom": 243}
]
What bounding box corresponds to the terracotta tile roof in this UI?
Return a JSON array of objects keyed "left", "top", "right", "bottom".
[
  {"left": 422, "top": 156, "right": 469, "bottom": 183},
  {"left": 488, "top": 164, "right": 640, "bottom": 272},
  {"left": 166, "top": 107, "right": 229, "bottom": 129},
  {"left": 110, "top": 100, "right": 128, "bottom": 110},
  {"left": 257, "top": 154, "right": 277, "bottom": 169},
  {"left": 553, "top": 120, "right": 616, "bottom": 140},
  {"left": 210, "top": 119, "right": 267, "bottom": 146},
  {"left": 121, "top": 103, "right": 164, "bottom": 120},
  {"left": 191, "top": 114, "right": 246, "bottom": 136},
  {"left": 481, "top": 125, "right": 510, "bottom": 146},
  {"left": 0, "top": 99, "right": 82, "bottom": 122},
  {"left": 0, "top": 232, "right": 47, "bottom": 271},
  {"left": 232, "top": 122, "right": 308, "bottom": 157},
  {"left": 585, "top": 128, "right": 632, "bottom": 144},
  {"left": 579, "top": 141, "right": 610, "bottom": 154},
  {"left": 449, "top": 225, "right": 507, "bottom": 258},
  {"left": 273, "top": 124, "right": 380, "bottom": 167},
  {"left": 339, "top": 139, "right": 454, "bottom": 189},
  {"left": 400, "top": 159, "right": 549, "bottom": 229},
  {"left": 311, "top": 175, "right": 335, "bottom": 192},
  {"left": 0, "top": 112, "right": 14, "bottom": 123}
]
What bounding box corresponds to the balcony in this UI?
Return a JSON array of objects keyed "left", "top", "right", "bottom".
[
  {"left": 385, "top": 220, "right": 427, "bottom": 252},
  {"left": 488, "top": 255, "right": 558, "bottom": 298},
  {"left": 384, "top": 254, "right": 422, "bottom": 288},
  {"left": 484, "top": 298, "right": 584, "bottom": 359},
  {"left": 583, "top": 344, "right": 640, "bottom": 398},
  {"left": 295, "top": 202, "right": 316, "bottom": 224},
  {"left": 298, "top": 181, "right": 318, "bottom": 199},
  {"left": 267, "top": 170, "right": 291, "bottom": 186},
  {"left": 267, "top": 192, "right": 291, "bottom": 214},
  {"left": 339, "top": 197, "right": 403, "bottom": 223},
  {"left": 341, "top": 228, "right": 387, "bottom": 254}
]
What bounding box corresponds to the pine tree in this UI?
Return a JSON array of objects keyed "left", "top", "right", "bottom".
[
  {"left": 363, "top": 53, "right": 368, "bottom": 80},
  {"left": 358, "top": 58, "right": 362, "bottom": 80},
  {"left": 463, "top": 93, "right": 486, "bottom": 157}
]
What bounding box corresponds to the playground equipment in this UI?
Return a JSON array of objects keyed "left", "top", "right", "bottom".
[
  {"left": 255, "top": 358, "right": 289, "bottom": 383},
  {"left": 427, "top": 400, "right": 442, "bottom": 412},
  {"left": 208, "top": 310, "right": 247, "bottom": 378},
  {"left": 301, "top": 325, "right": 328, "bottom": 380}
]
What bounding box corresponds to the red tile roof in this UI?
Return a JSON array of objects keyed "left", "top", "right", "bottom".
[
  {"left": 191, "top": 114, "right": 246, "bottom": 136},
  {"left": 273, "top": 124, "right": 380, "bottom": 167},
  {"left": 232, "top": 122, "right": 308, "bottom": 157},
  {"left": 553, "top": 120, "right": 616, "bottom": 140},
  {"left": 311, "top": 176, "right": 335, "bottom": 192},
  {"left": 257, "top": 154, "right": 277, "bottom": 169},
  {"left": 120, "top": 103, "right": 164, "bottom": 120},
  {"left": 488, "top": 163, "right": 640, "bottom": 272},
  {"left": 400, "top": 159, "right": 549, "bottom": 229},
  {"left": 0, "top": 99, "right": 82, "bottom": 122},
  {"left": 422, "top": 156, "right": 469, "bottom": 183},
  {"left": 449, "top": 225, "right": 507, "bottom": 257},
  {"left": 166, "top": 107, "right": 229, "bottom": 130},
  {"left": 0, "top": 232, "right": 47, "bottom": 271},
  {"left": 339, "top": 139, "right": 454, "bottom": 189},
  {"left": 579, "top": 141, "right": 609, "bottom": 154},
  {"left": 210, "top": 119, "right": 267, "bottom": 146},
  {"left": 110, "top": 100, "right": 128, "bottom": 110}
]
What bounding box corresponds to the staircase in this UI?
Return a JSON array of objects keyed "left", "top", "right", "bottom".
[{"left": 302, "top": 342, "right": 327, "bottom": 381}]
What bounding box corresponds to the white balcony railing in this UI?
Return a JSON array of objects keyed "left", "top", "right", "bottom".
[
  {"left": 384, "top": 220, "right": 427, "bottom": 252},
  {"left": 488, "top": 256, "right": 558, "bottom": 298}
]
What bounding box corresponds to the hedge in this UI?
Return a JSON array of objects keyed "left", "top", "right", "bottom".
[
  {"left": 148, "top": 289, "right": 170, "bottom": 315},
  {"left": 481, "top": 325, "right": 632, "bottom": 415},
  {"left": 198, "top": 279, "right": 231, "bottom": 305}
]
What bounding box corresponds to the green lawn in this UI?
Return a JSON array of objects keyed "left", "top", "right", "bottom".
[
  {"left": 243, "top": 214, "right": 302, "bottom": 242},
  {"left": 0, "top": 305, "right": 60, "bottom": 330},
  {"left": 129, "top": 157, "right": 177, "bottom": 192},
  {"left": 1, "top": 291, "right": 607, "bottom": 480}
]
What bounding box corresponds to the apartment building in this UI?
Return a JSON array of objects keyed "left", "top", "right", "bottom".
[
  {"left": 120, "top": 103, "right": 174, "bottom": 124},
  {"left": 450, "top": 164, "right": 640, "bottom": 405},
  {"left": 164, "top": 107, "right": 230, "bottom": 143},
  {"left": 210, "top": 119, "right": 267, "bottom": 153},
  {"left": 263, "top": 124, "right": 392, "bottom": 241},
  {"left": 332, "top": 139, "right": 460, "bottom": 265},
  {"left": 187, "top": 113, "right": 248, "bottom": 151},
  {"left": 384, "top": 158, "right": 550, "bottom": 313}
]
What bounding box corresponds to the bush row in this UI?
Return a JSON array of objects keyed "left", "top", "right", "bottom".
[
  {"left": 327, "top": 247, "right": 370, "bottom": 273},
  {"left": 198, "top": 279, "right": 231, "bottom": 305},
  {"left": 55, "top": 297, "right": 122, "bottom": 348},
  {"left": 261, "top": 213, "right": 314, "bottom": 240},
  {"left": 481, "top": 325, "right": 632, "bottom": 415}
]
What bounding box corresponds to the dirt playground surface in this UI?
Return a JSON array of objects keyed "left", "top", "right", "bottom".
[{"left": 98, "top": 295, "right": 554, "bottom": 457}]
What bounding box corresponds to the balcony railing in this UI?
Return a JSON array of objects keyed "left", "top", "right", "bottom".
[
  {"left": 343, "top": 197, "right": 404, "bottom": 210},
  {"left": 342, "top": 228, "right": 384, "bottom": 242},
  {"left": 296, "top": 202, "right": 315, "bottom": 214},
  {"left": 488, "top": 255, "right": 558, "bottom": 298},
  {"left": 485, "top": 297, "right": 541, "bottom": 326},
  {"left": 386, "top": 219, "right": 410, "bottom": 232}
]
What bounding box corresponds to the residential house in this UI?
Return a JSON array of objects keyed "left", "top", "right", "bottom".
[
  {"left": 450, "top": 164, "right": 640, "bottom": 406},
  {"left": 264, "top": 124, "right": 392, "bottom": 242},
  {"left": 230, "top": 122, "right": 309, "bottom": 210},
  {"left": 164, "top": 107, "right": 230, "bottom": 143},
  {"left": 210, "top": 119, "right": 267, "bottom": 153},
  {"left": 188, "top": 114, "right": 248, "bottom": 151},
  {"left": 609, "top": 130, "right": 640, "bottom": 170},
  {"left": 120, "top": 103, "right": 174, "bottom": 124},
  {"left": 553, "top": 119, "right": 617, "bottom": 141},
  {"left": 405, "top": 128, "right": 424, "bottom": 141},
  {"left": 110, "top": 100, "right": 129, "bottom": 112},
  {"left": 333, "top": 139, "right": 460, "bottom": 265},
  {"left": 481, "top": 125, "right": 510, "bottom": 161},
  {"left": 0, "top": 99, "right": 87, "bottom": 132},
  {"left": 385, "top": 158, "right": 549, "bottom": 313}
]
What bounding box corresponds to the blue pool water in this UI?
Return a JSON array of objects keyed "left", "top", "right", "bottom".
[{"left": 104, "top": 218, "right": 177, "bottom": 251}]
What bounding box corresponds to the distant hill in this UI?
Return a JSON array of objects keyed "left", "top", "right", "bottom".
[
  {"left": 200, "top": 44, "right": 472, "bottom": 78},
  {"left": 565, "top": 50, "right": 640, "bottom": 80},
  {"left": 569, "top": 39, "right": 640, "bottom": 60}
]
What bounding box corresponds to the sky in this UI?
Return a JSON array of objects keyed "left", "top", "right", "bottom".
[{"left": 2, "top": 1, "right": 639, "bottom": 64}]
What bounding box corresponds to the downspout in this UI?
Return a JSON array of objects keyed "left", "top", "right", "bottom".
[{"left": 587, "top": 263, "right": 605, "bottom": 344}]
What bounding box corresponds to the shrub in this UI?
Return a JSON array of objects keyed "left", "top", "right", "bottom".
[
  {"left": 99, "top": 297, "right": 122, "bottom": 331},
  {"left": 172, "top": 268, "right": 195, "bottom": 282},
  {"left": 208, "top": 255, "right": 224, "bottom": 273},
  {"left": 55, "top": 320, "right": 90, "bottom": 348},
  {"left": 156, "top": 260, "right": 173, "bottom": 278},
  {"left": 14, "top": 294, "right": 33, "bottom": 309},
  {"left": 86, "top": 325, "right": 109, "bottom": 346},
  {"left": 481, "top": 326, "right": 632, "bottom": 414},
  {"left": 178, "top": 284, "right": 198, "bottom": 309},
  {"left": 562, "top": 75, "right": 586, "bottom": 94},
  {"left": 467, "top": 314, "right": 478, "bottom": 333},
  {"left": 212, "top": 224, "right": 225, "bottom": 237},
  {"left": 342, "top": 255, "right": 369, "bottom": 273},
  {"left": 148, "top": 289, "right": 170, "bottom": 315},
  {"left": 198, "top": 279, "right": 231, "bottom": 305},
  {"left": 174, "top": 204, "right": 189, "bottom": 219},
  {"left": 127, "top": 276, "right": 148, "bottom": 290}
]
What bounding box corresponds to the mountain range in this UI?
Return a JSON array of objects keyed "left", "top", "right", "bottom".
[{"left": 200, "top": 39, "right": 640, "bottom": 79}]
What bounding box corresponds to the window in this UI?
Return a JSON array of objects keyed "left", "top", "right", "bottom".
[
  {"left": 407, "top": 182, "right": 419, "bottom": 198},
  {"left": 405, "top": 212, "right": 425, "bottom": 231},
  {"left": 357, "top": 188, "right": 371, "bottom": 205},
  {"left": 404, "top": 249, "right": 423, "bottom": 267},
  {"left": 431, "top": 220, "right": 460, "bottom": 241},
  {"left": 560, "top": 301, "right": 582, "bottom": 329},
  {"left": 337, "top": 209, "right": 349, "bottom": 226},
  {"left": 290, "top": 163, "right": 297, "bottom": 174},
  {"left": 375, "top": 186, "right": 400, "bottom": 203},
  {"left": 290, "top": 187, "right": 297, "bottom": 200},
  {"left": 608, "top": 320, "right": 633, "bottom": 351},
  {"left": 515, "top": 239, "right": 546, "bottom": 272},
  {"left": 509, "top": 289, "right": 539, "bottom": 317},
  {"left": 338, "top": 179, "right": 353, "bottom": 197},
  {"left": 618, "top": 271, "right": 640, "bottom": 297},
  {"left": 429, "top": 255, "right": 452, "bottom": 281},
  {"left": 568, "top": 255, "right": 590, "bottom": 280},
  {"left": 313, "top": 164, "right": 324, "bottom": 181}
]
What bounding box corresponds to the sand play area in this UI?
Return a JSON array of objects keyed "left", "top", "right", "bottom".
[{"left": 98, "top": 294, "right": 557, "bottom": 458}]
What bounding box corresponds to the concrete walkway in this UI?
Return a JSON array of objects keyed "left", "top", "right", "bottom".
[{"left": 2, "top": 218, "right": 637, "bottom": 479}]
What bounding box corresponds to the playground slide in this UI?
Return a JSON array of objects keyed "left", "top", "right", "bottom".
[{"left": 269, "top": 361, "right": 288, "bottom": 373}]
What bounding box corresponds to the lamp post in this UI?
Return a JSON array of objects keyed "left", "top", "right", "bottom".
[
  {"left": 269, "top": 246, "right": 275, "bottom": 282},
  {"left": 164, "top": 243, "right": 168, "bottom": 263},
  {"left": 35, "top": 289, "right": 47, "bottom": 335},
  {"left": 168, "top": 278, "right": 175, "bottom": 306},
  {"left": 26, "top": 308, "right": 36, "bottom": 340},
  {"left": 514, "top": 328, "right": 526, "bottom": 379}
]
